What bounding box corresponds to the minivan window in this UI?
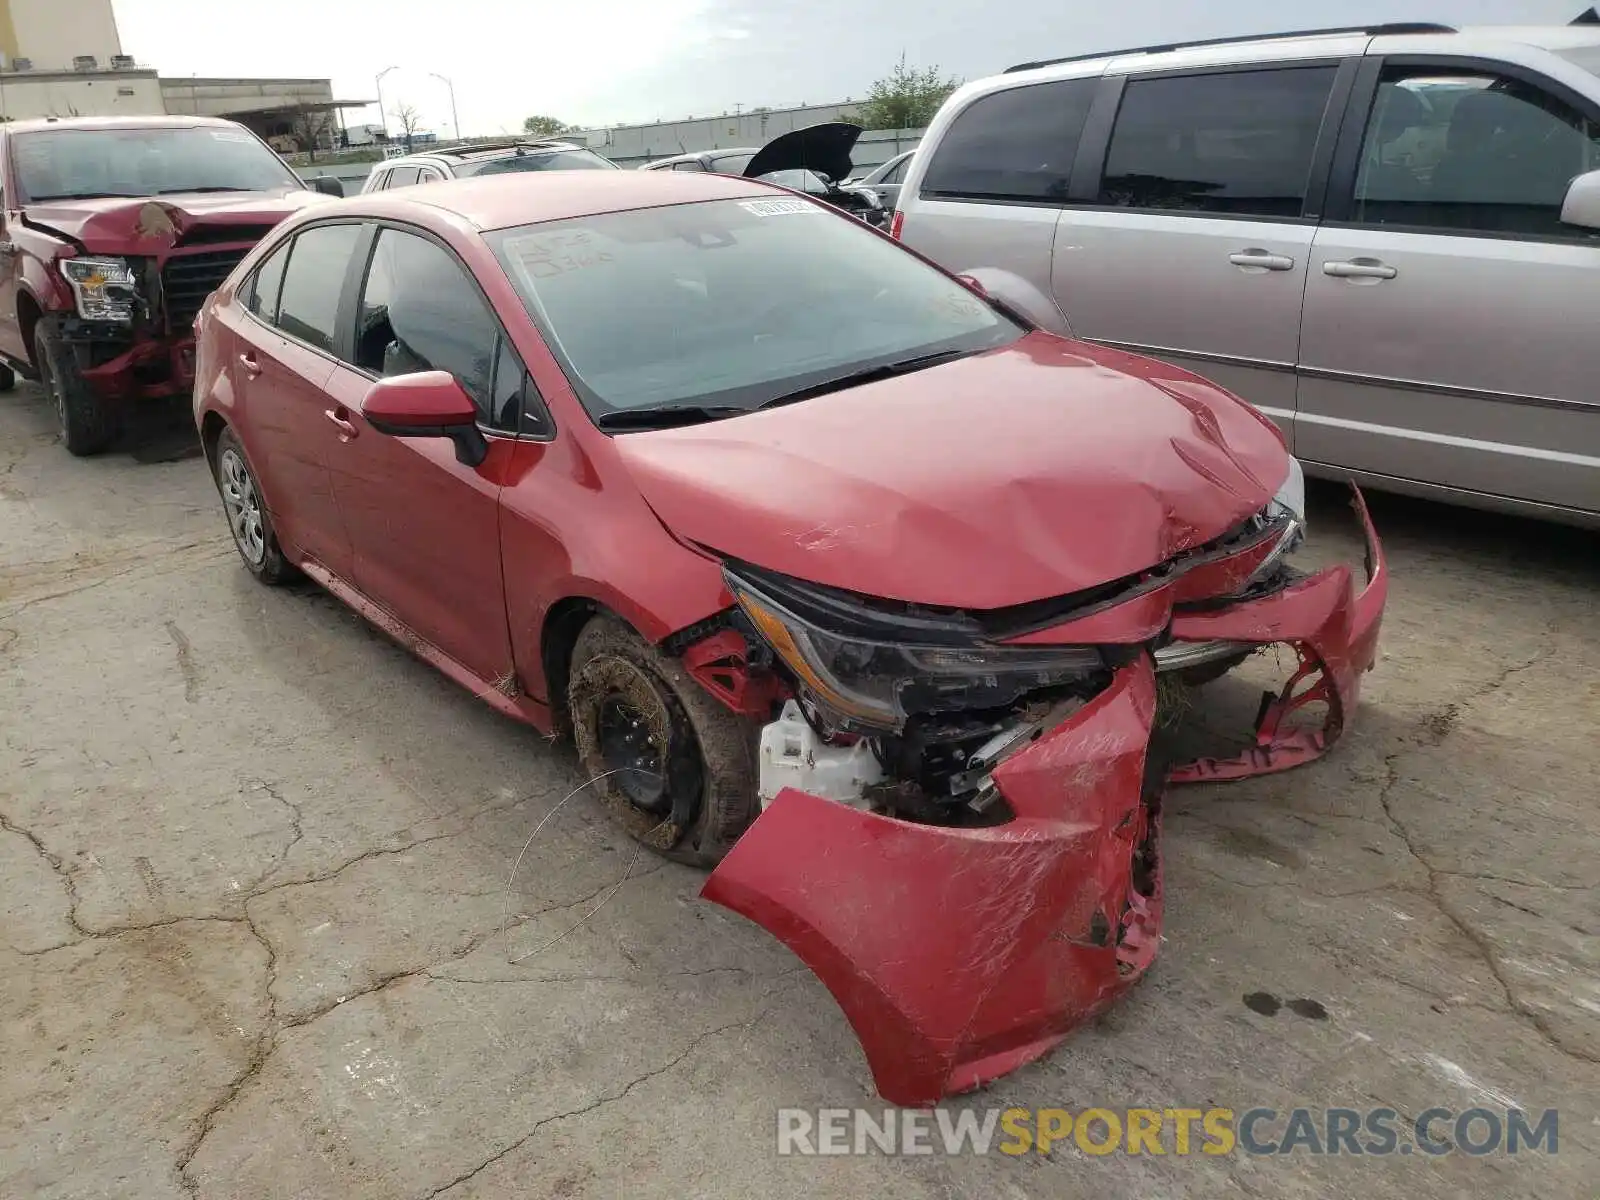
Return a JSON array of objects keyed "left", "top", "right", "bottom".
[
  {"left": 921, "top": 78, "right": 1098, "bottom": 202},
  {"left": 1099, "top": 67, "right": 1337, "bottom": 218},
  {"left": 274, "top": 223, "right": 363, "bottom": 353},
  {"left": 356, "top": 228, "right": 501, "bottom": 422},
  {"left": 1352, "top": 69, "right": 1600, "bottom": 237},
  {"left": 489, "top": 197, "right": 1021, "bottom": 422}
]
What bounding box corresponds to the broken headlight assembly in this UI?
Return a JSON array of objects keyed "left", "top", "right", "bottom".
[
  {"left": 60, "top": 256, "right": 139, "bottom": 324},
  {"left": 725, "top": 566, "right": 1108, "bottom": 733}
]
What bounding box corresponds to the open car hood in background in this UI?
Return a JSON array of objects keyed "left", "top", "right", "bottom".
[{"left": 742, "top": 122, "right": 863, "bottom": 184}]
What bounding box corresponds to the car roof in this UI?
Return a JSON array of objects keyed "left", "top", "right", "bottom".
[
  {"left": 3, "top": 114, "right": 244, "bottom": 135},
  {"left": 647, "top": 148, "right": 759, "bottom": 167},
  {"left": 377, "top": 140, "right": 593, "bottom": 170},
  {"left": 330, "top": 169, "right": 782, "bottom": 231}
]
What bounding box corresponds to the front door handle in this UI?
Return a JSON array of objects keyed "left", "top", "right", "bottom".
[
  {"left": 238, "top": 352, "right": 263, "bottom": 378},
  {"left": 1323, "top": 258, "right": 1398, "bottom": 280},
  {"left": 324, "top": 408, "right": 358, "bottom": 440},
  {"left": 1228, "top": 249, "right": 1295, "bottom": 272}
]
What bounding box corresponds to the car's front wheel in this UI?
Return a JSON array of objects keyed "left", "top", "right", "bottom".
[
  {"left": 567, "top": 616, "right": 758, "bottom": 866},
  {"left": 35, "top": 317, "right": 121, "bottom": 456},
  {"left": 214, "top": 426, "right": 298, "bottom": 585}
]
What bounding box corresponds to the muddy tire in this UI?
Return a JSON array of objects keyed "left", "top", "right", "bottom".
[
  {"left": 567, "top": 615, "right": 759, "bottom": 867},
  {"left": 35, "top": 318, "right": 121, "bottom": 456},
  {"left": 0, "top": 362, "right": 15, "bottom": 392},
  {"left": 213, "top": 425, "right": 298, "bottom": 585}
]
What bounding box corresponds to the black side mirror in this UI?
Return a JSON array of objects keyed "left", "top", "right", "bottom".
[{"left": 309, "top": 176, "right": 345, "bottom": 198}]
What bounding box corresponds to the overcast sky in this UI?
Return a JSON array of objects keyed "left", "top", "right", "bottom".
[{"left": 114, "top": 0, "right": 1586, "bottom": 135}]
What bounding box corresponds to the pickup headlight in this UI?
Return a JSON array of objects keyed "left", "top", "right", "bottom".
[
  {"left": 726, "top": 568, "right": 1106, "bottom": 731},
  {"left": 60, "top": 257, "right": 139, "bottom": 324}
]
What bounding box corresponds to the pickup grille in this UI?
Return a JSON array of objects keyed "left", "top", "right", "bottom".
[{"left": 162, "top": 248, "right": 252, "bottom": 333}]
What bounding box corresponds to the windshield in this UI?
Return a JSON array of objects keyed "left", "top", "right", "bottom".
[
  {"left": 13, "top": 126, "right": 301, "bottom": 201},
  {"left": 454, "top": 148, "right": 618, "bottom": 177},
  {"left": 488, "top": 196, "right": 1020, "bottom": 424}
]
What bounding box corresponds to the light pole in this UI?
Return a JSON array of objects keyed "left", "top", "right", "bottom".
[
  {"left": 430, "top": 73, "right": 460, "bottom": 143},
  {"left": 375, "top": 65, "right": 398, "bottom": 141}
]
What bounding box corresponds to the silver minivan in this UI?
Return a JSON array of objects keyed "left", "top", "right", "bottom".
[{"left": 894, "top": 22, "right": 1600, "bottom": 527}]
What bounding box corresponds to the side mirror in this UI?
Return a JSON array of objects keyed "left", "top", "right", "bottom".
[
  {"left": 308, "top": 176, "right": 345, "bottom": 198},
  {"left": 362, "top": 371, "right": 488, "bottom": 467},
  {"left": 1560, "top": 168, "right": 1600, "bottom": 230}
]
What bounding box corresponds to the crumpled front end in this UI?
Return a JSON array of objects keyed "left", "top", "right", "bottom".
[{"left": 701, "top": 486, "right": 1387, "bottom": 1107}]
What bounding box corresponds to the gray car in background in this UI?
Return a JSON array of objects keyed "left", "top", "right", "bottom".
[
  {"left": 893, "top": 21, "right": 1600, "bottom": 528},
  {"left": 848, "top": 149, "right": 917, "bottom": 208}
]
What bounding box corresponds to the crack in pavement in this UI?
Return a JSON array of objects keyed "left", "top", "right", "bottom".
[
  {"left": 1374, "top": 644, "right": 1598, "bottom": 1065},
  {"left": 422, "top": 998, "right": 792, "bottom": 1198},
  {"left": 164, "top": 619, "right": 201, "bottom": 704}
]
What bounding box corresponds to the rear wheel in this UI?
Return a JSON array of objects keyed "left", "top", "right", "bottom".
[
  {"left": 567, "top": 616, "right": 758, "bottom": 866},
  {"left": 214, "top": 426, "right": 298, "bottom": 585},
  {"left": 36, "top": 317, "right": 121, "bottom": 456}
]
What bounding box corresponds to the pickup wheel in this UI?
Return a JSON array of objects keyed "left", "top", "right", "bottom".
[
  {"left": 35, "top": 318, "right": 121, "bottom": 456},
  {"left": 567, "top": 616, "right": 758, "bottom": 867},
  {"left": 213, "top": 425, "right": 297, "bottom": 585}
]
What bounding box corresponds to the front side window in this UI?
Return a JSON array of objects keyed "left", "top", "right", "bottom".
[
  {"left": 708, "top": 153, "right": 755, "bottom": 174},
  {"left": 356, "top": 228, "right": 501, "bottom": 424},
  {"left": 248, "top": 243, "right": 291, "bottom": 322},
  {"left": 274, "top": 223, "right": 362, "bottom": 353},
  {"left": 879, "top": 156, "right": 910, "bottom": 185},
  {"left": 488, "top": 197, "right": 1021, "bottom": 424},
  {"left": 453, "top": 148, "right": 617, "bottom": 177},
  {"left": 1099, "top": 67, "right": 1337, "bottom": 218},
  {"left": 12, "top": 125, "right": 302, "bottom": 201},
  {"left": 385, "top": 165, "right": 421, "bottom": 188},
  {"left": 1352, "top": 68, "right": 1600, "bottom": 237},
  {"left": 921, "top": 79, "right": 1098, "bottom": 202}
]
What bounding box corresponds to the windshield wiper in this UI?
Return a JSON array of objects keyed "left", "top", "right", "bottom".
[
  {"left": 595, "top": 404, "right": 749, "bottom": 431},
  {"left": 156, "top": 186, "right": 254, "bottom": 194},
  {"left": 757, "top": 348, "right": 979, "bottom": 410},
  {"left": 29, "top": 191, "right": 143, "bottom": 201}
]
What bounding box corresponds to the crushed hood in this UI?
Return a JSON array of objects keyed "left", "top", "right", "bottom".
[
  {"left": 742, "top": 122, "right": 863, "bottom": 184},
  {"left": 615, "top": 332, "right": 1289, "bottom": 611},
  {"left": 22, "top": 188, "right": 324, "bottom": 254}
]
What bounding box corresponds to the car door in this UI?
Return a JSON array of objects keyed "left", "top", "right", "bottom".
[
  {"left": 869, "top": 153, "right": 911, "bottom": 208},
  {"left": 225, "top": 224, "right": 364, "bottom": 578},
  {"left": 317, "top": 223, "right": 520, "bottom": 685},
  {"left": 1051, "top": 59, "right": 1358, "bottom": 439},
  {"left": 0, "top": 137, "right": 24, "bottom": 365},
  {"left": 1297, "top": 57, "right": 1600, "bottom": 515}
]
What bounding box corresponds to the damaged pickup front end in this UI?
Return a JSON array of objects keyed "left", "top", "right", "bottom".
[{"left": 696, "top": 487, "right": 1387, "bottom": 1107}]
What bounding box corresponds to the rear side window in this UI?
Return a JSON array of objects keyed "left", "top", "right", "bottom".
[
  {"left": 920, "top": 78, "right": 1098, "bottom": 202},
  {"left": 274, "top": 223, "right": 363, "bottom": 353},
  {"left": 880, "top": 157, "right": 910, "bottom": 185},
  {"left": 1099, "top": 67, "right": 1337, "bottom": 218},
  {"left": 356, "top": 228, "right": 502, "bottom": 425},
  {"left": 247, "top": 243, "right": 290, "bottom": 322}
]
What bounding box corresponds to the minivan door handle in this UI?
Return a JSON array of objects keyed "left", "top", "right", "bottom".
[
  {"left": 1228, "top": 249, "right": 1295, "bottom": 272},
  {"left": 1323, "top": 258, "right": 1398, "bottom": 280}
]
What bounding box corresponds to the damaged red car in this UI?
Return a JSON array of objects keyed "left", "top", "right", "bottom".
[
  {"left": 0, "top": 115, "right": 341, "bottom": 455},
  {"left": 193, "top": 170, "right": 1387, "bottom": 1107}
]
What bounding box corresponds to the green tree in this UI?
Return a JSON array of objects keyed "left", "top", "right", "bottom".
[
  {"left": 522, "top": 115, "right": 570, "bottom": 137},
  {"left": 856, "top": 55, "right": 960, "bottom": 130}
]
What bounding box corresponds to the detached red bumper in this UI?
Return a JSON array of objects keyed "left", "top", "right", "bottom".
[{"left": 702, "top": 489, "right": 1387, "bottom": 1107}]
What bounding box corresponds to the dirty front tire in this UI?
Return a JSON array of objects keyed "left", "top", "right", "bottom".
[
  {"left": 0, "top": 362, "right": 15, "bottom": 392},
  {"left": 568, "top": 616, "right": 759, "bottom": 867},
  {"left": 213, "top": 426, "right": 298, "bottom": 585},
  {"left": 35, "top": 318, "right": 121, "bottom": 456}
]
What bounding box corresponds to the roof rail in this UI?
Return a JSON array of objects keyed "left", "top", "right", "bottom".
[{"left": 1004, "top": 23, "right": 1455, "bottom": 74}]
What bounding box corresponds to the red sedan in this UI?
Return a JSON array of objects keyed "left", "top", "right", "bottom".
[{"left": 193, "top": 170, "right": 1387, "bottom": 1106}]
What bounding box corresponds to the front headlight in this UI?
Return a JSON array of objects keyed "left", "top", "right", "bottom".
[
  {"left": 1271, "top": 456, "right": 1307, "bottom": 529},
  {"left": 727, "top": 570, "right": 1105, "bottom": 731},
  {"left": 61, "top": 257, "right": 139, "bottom": 324}
]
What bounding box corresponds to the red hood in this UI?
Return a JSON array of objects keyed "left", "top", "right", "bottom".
[
  {"left": 22, "top": 188, "right": 324, "bottom": 254},
  {"left": 615, "top": 333, "right": 1290, "bottom": 610}
]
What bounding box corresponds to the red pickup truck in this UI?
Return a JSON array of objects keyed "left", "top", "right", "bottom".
[{"left": 0, "top": 115, "right": 342, "bottom": 454}]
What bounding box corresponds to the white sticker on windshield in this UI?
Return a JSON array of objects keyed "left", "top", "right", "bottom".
[
  {"left": 738, "top": 198, "right": 817, "bottom": 217},
  {"left": 211, "top": 131, "right": 255, "bottom": 142}
]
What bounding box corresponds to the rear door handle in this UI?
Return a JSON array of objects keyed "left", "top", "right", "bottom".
[
  {"left": 324, "top": 409, "right": 358, "bottom": 440},
  {"left": 238, "top": 352, "right": 263, "bottom": 378},
  {"left": 1324, "top": 258, "right": 1398, "bottom": 280},
  {"left": 1228, "top": 249, "right": 1295, "bottom": 272}
]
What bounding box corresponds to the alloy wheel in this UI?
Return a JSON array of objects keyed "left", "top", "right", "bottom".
[{"left": 218, "top": 448, "right": 267, "bottom": 565}]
